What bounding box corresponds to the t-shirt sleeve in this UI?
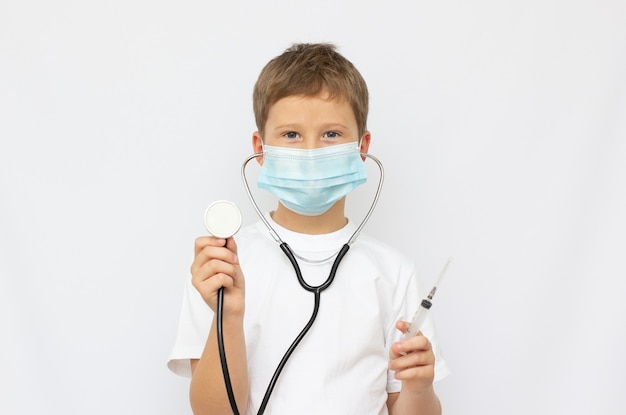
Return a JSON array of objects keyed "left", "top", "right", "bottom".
[{"left": 167, "top": 277, "right": 213, "bottom": 378}]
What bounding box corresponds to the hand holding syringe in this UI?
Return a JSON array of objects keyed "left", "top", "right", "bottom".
[{"left": 401, "top": 257, "right": 453, "bottom": 341}]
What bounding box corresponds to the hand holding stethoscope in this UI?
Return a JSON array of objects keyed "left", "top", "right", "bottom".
[{"left": 190, "top": 201, "right": 244, "bottom": 317}]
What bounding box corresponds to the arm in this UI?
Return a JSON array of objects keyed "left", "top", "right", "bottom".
[
  {"left": 189, "top": 236, "right": 249, "bottom": 415},
  {"left": 387, "top": 321, "right": 442, "bottom": 415}
]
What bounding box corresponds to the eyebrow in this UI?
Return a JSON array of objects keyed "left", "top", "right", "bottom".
[
  {"left": 272, "top": 124, "right": 299, "bottom": 131},
  {"left": 272, "top": 123, "right": 350, "bottom": 131}
]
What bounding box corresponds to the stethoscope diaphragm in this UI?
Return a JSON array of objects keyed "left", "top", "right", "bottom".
[{"left": 203, "top": 200, "right": 242, "bottom": 238}]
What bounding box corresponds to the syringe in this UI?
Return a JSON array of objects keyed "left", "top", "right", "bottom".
[{"left": 400, "top": 257, "right": 453, "bottom": 341}]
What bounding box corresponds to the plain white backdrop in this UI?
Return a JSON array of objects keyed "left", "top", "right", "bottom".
[{"left": 1, "top": 1, "right": 625, "bottom": 414}]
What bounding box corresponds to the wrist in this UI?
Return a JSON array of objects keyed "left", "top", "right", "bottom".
[{"left": 406, "top": 383, "right": 434, "bottom": 397}]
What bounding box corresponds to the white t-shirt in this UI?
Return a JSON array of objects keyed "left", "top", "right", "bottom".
[{"left": 168, "top": 214, "right": 450, "bottom": 415}]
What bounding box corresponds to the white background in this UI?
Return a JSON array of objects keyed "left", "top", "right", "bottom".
[{"left": 1, "top": 1, "right": 625, "bottom": 414}]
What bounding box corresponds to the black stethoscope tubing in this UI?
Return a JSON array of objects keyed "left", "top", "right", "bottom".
[
  {"left": 216, "top": 149, "right": 384, "bottom": 415},
  {"left": 217, "top": 242, "right": 350, "bottom": 415}
]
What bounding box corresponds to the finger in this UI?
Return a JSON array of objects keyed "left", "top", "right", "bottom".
[
  {"left": 194, "top": 236, "right": 227, "bottom": 256},
  {"left": 412, "top": 333, "right": 431, "bottom": 351},
  {"left": 192, "top": 258, "right": 238, "bottom": 284},
  {"left": 389, "top": 334, "right": 432, "bottom": 361},
  {"left": 392, "top": 362, "right": 435, "bottom": 383},
  {"left": 395, "top": 349, "right": 435, "bottom": 368},
  {"left": 195, "top": 270, "right": 236, "bottom": 291},
  {"left": 389, "top": 348, "right": 435, "bottom": 372},
  {"left": 192, "top": 244, "right": 238, "bottom": 273},
  {"left": 396, "top": 320, "right": 410, "bottom": 333}
]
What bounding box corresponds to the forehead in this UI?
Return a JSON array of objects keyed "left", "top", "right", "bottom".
[{"left": 266, "top": 92, "right": 357, "bottom": 125}]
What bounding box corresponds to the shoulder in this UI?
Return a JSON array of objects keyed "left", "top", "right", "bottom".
[
  {"left": 232, "top": 221, "right": 278, "bottom": 260},
  {"left": 351, "top": 232, "right": 415, "bottom": 270},
  {"left": 234, "top": 221, "right": 270, "bottom": 246},
  {"left": 234, "top": 221, "right": 263, "bottom": 239},
  {"left": 345, "top": 232, "right": 418, "bottom": 292}
]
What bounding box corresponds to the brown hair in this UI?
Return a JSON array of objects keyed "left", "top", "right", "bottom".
[{"left": 253, "top": 43, "right": 369, "bottom": 136}]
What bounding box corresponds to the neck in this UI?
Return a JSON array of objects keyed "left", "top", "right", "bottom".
[{"left": 271, "top": 199, "right": 348, "bottom": 234}]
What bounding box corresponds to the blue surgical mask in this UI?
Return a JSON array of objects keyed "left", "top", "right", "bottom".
[{"left": 257, "top": 142, "right": 368, "bottom": 216}]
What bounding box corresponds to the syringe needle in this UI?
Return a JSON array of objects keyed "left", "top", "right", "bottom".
[
  {"left": 427, "top": 257, "right": 453, "bottom": 300},
  {"left": 401, "top": 257, "right": 453, "bottom": 341}
]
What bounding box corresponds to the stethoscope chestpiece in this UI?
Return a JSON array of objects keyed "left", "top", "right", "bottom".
[{"left": 203, "top": 200, "right": 242, "bottom": 238}]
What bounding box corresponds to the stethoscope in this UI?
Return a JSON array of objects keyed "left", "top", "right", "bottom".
[{"left": 203, "top": 149, "right": 384, "bottom": 415}]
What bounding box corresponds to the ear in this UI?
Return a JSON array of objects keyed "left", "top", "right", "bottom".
[
  {"left": 359, "top": 131, "right": 371, "bottom": 161},
  {"left": 252, "top": 132, "right": 264, "bottom": 165}
]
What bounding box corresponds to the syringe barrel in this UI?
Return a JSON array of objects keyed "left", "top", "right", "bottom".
[{"left": 400, "top": 299, "right": 431, "bottom": 341}]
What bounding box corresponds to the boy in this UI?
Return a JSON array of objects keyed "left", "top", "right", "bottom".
[{"left": 168, "top": 43, "right": 449, "bottom": 415}]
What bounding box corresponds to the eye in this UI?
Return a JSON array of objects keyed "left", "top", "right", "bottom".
[
  {"left": 283, "top": 131, "right": 300, "bottom": 139},
  {"left": 323, "top": 131, "right": 340, "bottom": 139}
]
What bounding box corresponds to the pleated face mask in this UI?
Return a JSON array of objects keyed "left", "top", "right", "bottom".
[{"left": 257, "top": 142, "right": 368, "bottom": 216}]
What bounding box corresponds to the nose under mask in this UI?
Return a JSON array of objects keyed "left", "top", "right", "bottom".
[{"left": 257, "top": 142, "right": 368, "bottom": 216}]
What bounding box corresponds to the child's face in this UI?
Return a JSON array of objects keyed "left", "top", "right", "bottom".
[{"left": 253, "top": 91, "right": 370, "bottom": 153}]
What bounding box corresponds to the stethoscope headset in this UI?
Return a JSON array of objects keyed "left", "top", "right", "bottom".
[{"left": 203, "top": 149, "right": 384, "bottom": 415}]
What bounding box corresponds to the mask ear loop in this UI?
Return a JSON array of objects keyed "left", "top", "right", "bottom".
[{"left": 240, "top": 149, "right": 384, "bottom": 247}]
